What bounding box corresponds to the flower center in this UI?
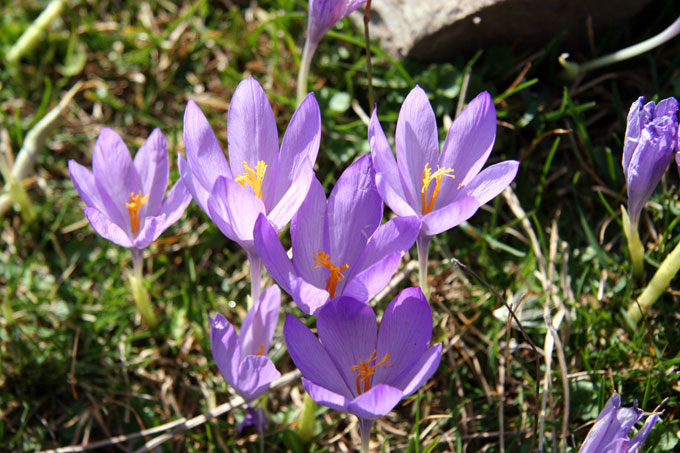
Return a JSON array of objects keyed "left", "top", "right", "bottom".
[
  {"left": 312, "top": 250, "right": 349, "bottom": 299},
  {"left": 235, "top": 160, "right": 267, "bottom": 199},
  {"left": 420, "top": 162, "right": 455, "bottom": 215},
  {"left": 255, "top": 344, "right": 265, "bottom": 356},
  {"left": 126, "top": 191, "right": 149, "bottom": 235},
  {"left": 350, "top": 349, "right": 393, "bottom": 395}
]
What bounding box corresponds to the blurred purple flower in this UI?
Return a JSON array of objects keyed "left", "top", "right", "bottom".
[
  {"left": 179, "top": 76, "right": 321, "bottom": 256},
  {"left": 369, "top": 86, "right": 519, "bottom": 239},
  {"left": 210, "top": 285, "right": 282, "bottom": 404},
  {"left": 284, "top": 287, "right": 441, "bottom": 443},
  {"left": 579, "top": 393, "right": 659, "bottom": 453},
  {"left": 307, "top": 0, "right": 368, "bottom": 47},
  {"left": 623, "top": 96, "right": 678, "bottom": 228},
  {"left": 68, "top": 128, "right": 191, "bottom": 250},
  {"left": 253, "top": 155, "right": 419, "bottom": 315}
]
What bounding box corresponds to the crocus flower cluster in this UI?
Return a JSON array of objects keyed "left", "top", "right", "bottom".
[
  {"left": 210, "top": 285, "right": 282, "bottom": 432},
  {"left": 70, "top": 68, "right": 519, "bottom": 447},
  {"left": 579, "top": 393, "right": 659, "bottom": 453},
  {"left": 284, "top": 287, "right": 442, "bottom": 448}
]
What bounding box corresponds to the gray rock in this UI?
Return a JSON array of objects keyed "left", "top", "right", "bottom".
[{"left": 352, "top": 0, "right": 652, "bottom": 62}]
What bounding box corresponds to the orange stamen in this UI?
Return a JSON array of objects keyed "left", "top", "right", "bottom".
[
  {"left": 255, "top": 344, "right": 265, "bottom": 356},
  {"left": 312, "top": 250, "right": 349, "bottom": 299},
  {"left": 235, "top": 160, "right": 267, "bottom": 199},
  {"left": 350, "top": 349, "right": 393, "bottom": 395},
  {"left": 126, "top": 191, "right": 149, "bottom": 235},
  {"left": 420, "top": 162, "right": 455, "bottom": 215}
]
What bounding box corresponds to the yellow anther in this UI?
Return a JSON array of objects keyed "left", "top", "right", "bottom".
[
  {"left": 350, "top": 349, "right": 393, "bottom": 395},
  {"left": 126, "top": 191, "right": 149, "bottom": 235},
  {"left": 312, "top": 250, "right": 349, "bottom": 299},
  {"left": 235, "top": 160, "right": 268, "bottom": 199},
  {"left": 420, "top": 162, "right": 455, "bottom": 215}
]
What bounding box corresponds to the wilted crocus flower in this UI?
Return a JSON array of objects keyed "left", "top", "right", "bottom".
[
  {"left": 297, "top": 0, "right": 368, "bottom": 103},
  {"left": 253, "top": 155, "right": 419, "bottom": 315},
  {"left": 621, "top": 96, "right": 679, "bottom": 278},
  {"left": 69, "top": 128, "right": 191, "bottom": 326},
  {"left": 370, "top": 86, "right": 519, "bottom": 291},
  {"left": 180, "top": 76, "right": 320, "bottom": 302},
  {"left": 210, "top": 285, "right": 282, "bottom": 433},
  {"left": 284, "top": 287, "right": 442, "bottom": 450},
  {"left": 579, "top": 393, "right": 659, "bottom": 453}
]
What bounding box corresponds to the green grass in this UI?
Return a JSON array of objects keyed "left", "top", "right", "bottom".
[{"left": 2, "top": 0, "right": 680, "bottom": 451}]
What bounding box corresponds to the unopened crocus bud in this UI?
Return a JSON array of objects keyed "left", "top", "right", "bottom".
[
  {"left": 621, "top": 96, "right": 678, "bottom": 278},
  {"left": 623, "top": 96, "right": 678, "bottom": 228}
]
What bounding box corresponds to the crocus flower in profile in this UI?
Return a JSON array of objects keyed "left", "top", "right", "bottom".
[
  {"left": 180, "top": 76, "right": 321, "bottom": 302},
  {"left": 579, "top": 393, "right": 659, "bottom": 453},
  {"left": 253, "top": 155, "right": 419, "bottom": 315},
  {"left": 369, "top": 86, "right": 519, "bottom": 291},
  {"left": 621, "top": 96, "right": 679, "bottom": 278},
  {"left": 297, "top": 0, "right": 368, "bottom": 103},
  {"left": 284, "top": 287, "right": 442, "bottom": 450},
  {"left": 210, "top": 285, "right": 282, "bottom": 433},
  {"left": 69, "top": 127, "right": 191, "bottom": 252}
]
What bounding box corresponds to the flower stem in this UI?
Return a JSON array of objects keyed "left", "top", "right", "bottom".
[
  {"left": 247, "top": 251, "right": 262, "bottom": 309},
  {"left": 6, "top": 0, "right": 66, "bottom": 63},
  {"left": 298, "top": 393, "right": 317, "bottom": 443},
  {"left": 363, "top": 0, "right": 374, "bottom": 110},
  {"left": 627, "top": 237, "right": 680, "bottom": 323},
  {"left": 559, "top": 16, "right": 680, "bottom": 80},
  {"left": 416, "top": 234, "right": 432, "bottom": 298},
  {"left": 128, "top": 248, "right": 157, "bottom": 328},
  {"left": 359, "top": 418, "right": 373, "bottom": 453},
  {"left": 296, "top": 37, "right": 317, "bottom": 106},
  {"left": 621, "top": 207, "right": 644, "bottom": 279}
]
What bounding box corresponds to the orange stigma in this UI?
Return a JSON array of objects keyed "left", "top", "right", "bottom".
[
  {"left": 350, "top": 349, "right": 393, "bottom": 395},
  {"left": 420, "top": 162, "right": 455, "bottom": 215},
  {"left": 235, "top": 160, "right": 267, "bottom": 199},
  {"left": 126, "top": 191, "right": 149, "bottom": 235},
  {"left": 255, "top": 344, "right": 265, "bottom": 356},
  {"left": 312, "top": 250, "right": 349, "bottom": 299}
]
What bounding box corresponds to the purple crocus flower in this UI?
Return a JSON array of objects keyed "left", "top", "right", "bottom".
[
  {"left": 369, "top": 86, "right": 519, "bottom": 289},
  {"left": 579, "top": 393, "right": 659, "bottom": 453},
  {"left": 210, "top": 285, "right": 282, "bottom": 431},
  {"left": 623, "top": 96, "right": 678, "bottom": 229},
  {"left": 68, "top": 127, "right": 191, "bottom": 250},
  {"left": 253, "top": 155, "right": 419, "bottom": 315},
  {"left": 370, "top": 86, "right": 519, "bottom": 238},
  {"left": 307, "top": 0, "right": 368, "bottom": 47},
  {"left": 284, "top": 287, "right": 442, "bottom": 446},
  {"left": 180, "top": 76, "right": 321, "bottom": 300}
]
